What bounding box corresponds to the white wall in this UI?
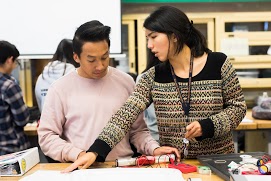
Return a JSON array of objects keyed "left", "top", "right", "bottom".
[{"left": 0, "top": 0, "right": 121, "bottom": 57}]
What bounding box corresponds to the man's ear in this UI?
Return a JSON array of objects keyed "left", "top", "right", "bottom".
[
  {"left": 6, "top": 56, "right": 14, "bottom": 64},
  {"left": 73, "top": 53, "right": 80, "bottom": 63}
]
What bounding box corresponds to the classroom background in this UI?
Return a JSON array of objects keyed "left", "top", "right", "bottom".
[{"left": 7, "top": 0, "right": 271, "bottom": 161}]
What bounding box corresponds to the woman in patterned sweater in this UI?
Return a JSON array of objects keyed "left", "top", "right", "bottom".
[{"left": 64, "top": 6, "right": 247, "bottom": 171}]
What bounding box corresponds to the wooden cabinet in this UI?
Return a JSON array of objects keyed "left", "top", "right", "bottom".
[
  {"left": 17, "top": 59, "right": 50, "bottom": 107},
  {"left": 16, "top": 59, "right": 33, "bottom": 107},
  {"left": 215, "top": 12, "right": 271, "bottom": 89},
  {"left": 187, "top": 13, "right": 216, "bottom": 52},
  {"left": 122, "top": 19, "right": 137, "bottom": 73},
  {"left": 123, "top": 14, "right": 148, "bottom": 74}
]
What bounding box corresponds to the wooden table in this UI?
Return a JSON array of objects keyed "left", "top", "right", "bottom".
[
  {"left": 2, "top": 160, "right": 223, "bottom": 181},
  {"left": 233, "top": 110, "right": 271, "bottom": 155},
  {"left": 247, "top": 110, "right": 271, "bottom": 155},
  {"left": 24, "top": 122, "right": 38, "bottom": 136},
  {"left": 233, "top": 110, "right": 257, "bottom": 153},
  {"left": 245, "top": 110, "right": 271, "bottom": 129},
  {"left": 25, "top": 110, "right": 270, "bottom": 135},
  {"left": 25, "top": 110, "right": 271, "bottom": 154},
  {"left": 24, "top": 111, "right": 260, "bottom": 136}
]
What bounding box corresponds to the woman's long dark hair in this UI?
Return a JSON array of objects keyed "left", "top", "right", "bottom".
[{"left": 143, "top": 6, "right": 211, "bottom": 62}]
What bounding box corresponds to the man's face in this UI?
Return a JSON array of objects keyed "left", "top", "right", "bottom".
[{"left": 74, "top": 40, "right": 110, "bottom": 79}]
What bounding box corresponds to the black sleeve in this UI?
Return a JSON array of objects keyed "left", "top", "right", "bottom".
[
  {"left": 195, "top": 118, "right": 214, "bottom": 141},
  {"left": 87, "top": 139, "right": 111, "bottom": 162}
]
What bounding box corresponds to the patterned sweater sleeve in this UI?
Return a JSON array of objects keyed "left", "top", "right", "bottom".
[
  {"left": 199, "top": 58, "right": 247, "bottom": 140},
  {"left": 88, "top": 68, "right": 155, "bottom": 161}
]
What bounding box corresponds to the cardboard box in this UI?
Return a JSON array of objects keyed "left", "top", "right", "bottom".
[{"left": 0, "top": 147, "right": 40, "bottom": 176}]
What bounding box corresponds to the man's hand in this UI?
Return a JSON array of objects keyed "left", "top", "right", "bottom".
[
  {"left": 185, "top": 121, "right": 202, "bottom": 139},
  {"left": 61, "top": 152, "right": 97, "bottom": 173},
  {"left": 153, "top": 146, "right": 180, "bottom": 162}
]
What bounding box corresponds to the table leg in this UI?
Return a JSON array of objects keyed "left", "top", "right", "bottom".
[
  {"left": 266, "top": 130, "right": 271, "bottom": 155},
  {"left": 233, "top": 131, "right": 238, "bottom": 153}
]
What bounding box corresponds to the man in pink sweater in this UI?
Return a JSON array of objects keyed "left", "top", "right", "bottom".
[{"left": 38, "top": 20, "right": 179, "bottom": 163}]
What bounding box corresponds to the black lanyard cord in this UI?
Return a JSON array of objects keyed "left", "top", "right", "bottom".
[{"left": 170, "top": 54, "right": 194, "bottom": 119}]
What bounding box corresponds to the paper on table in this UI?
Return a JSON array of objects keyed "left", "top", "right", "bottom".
[
  {"left": 241, "top": 117, "right": 253, "bottom": 123},
  {"left": 244, "top": 175, "right": 271, "bottom": 181},
  {"left": 231, "top": 174, "right": 271, "bottom": 181},
  {"left": 20, "top": 168, "right": 184, "bottom": 181}
]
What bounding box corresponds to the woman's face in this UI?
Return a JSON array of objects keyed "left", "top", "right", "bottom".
[{"left": 145, "top": 29, "right": 175, "bottom": 61}]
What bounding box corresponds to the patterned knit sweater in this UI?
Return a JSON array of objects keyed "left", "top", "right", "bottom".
[{"left": 89, "top": 52, "right": 247, "bottom": 160}]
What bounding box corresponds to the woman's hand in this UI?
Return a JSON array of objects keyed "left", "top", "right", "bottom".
[
  {"left": 153, "top": 146, "right": 180, "bottom": 162},
  {"left": 185, "top": 121, "right": 202, "bottom": 139},
  {"left": 77, "top": 151, "right": 86, "bottom": 159},
  {"left": 61, "top": 152, "right": 97, "bottom": 173}
]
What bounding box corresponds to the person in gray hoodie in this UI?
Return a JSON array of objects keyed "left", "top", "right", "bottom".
[{"left": 35, "top": 39, "right": 79, "bottom": 112}]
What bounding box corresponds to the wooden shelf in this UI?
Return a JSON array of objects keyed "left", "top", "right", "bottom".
[
  {"left": 221, "top": 32, "right": 271, "bottom": 46},
  {"left": 215, "top": 12, "right": 271, "bottom": 90},
  {"left": 229, "top": 55, "right": 271, "bottom": 69},
  {"left": 239, "top": 78, "right": 271, "bottom": 89}
]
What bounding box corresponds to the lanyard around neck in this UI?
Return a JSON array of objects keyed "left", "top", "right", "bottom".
[{"left": 170, "top": 55, "right": 194, "bottom": 117}]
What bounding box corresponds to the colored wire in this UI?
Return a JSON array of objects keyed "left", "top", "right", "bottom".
[
  {"left": 157, "top": 154, "right": 175, "bottom": 168},
  {"left": 231, "top": 163, "right": 258, "bottom": 175}
]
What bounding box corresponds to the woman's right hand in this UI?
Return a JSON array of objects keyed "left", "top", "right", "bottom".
[{"left": 61, "top": 152, "right": 97, "bottom": 173}]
